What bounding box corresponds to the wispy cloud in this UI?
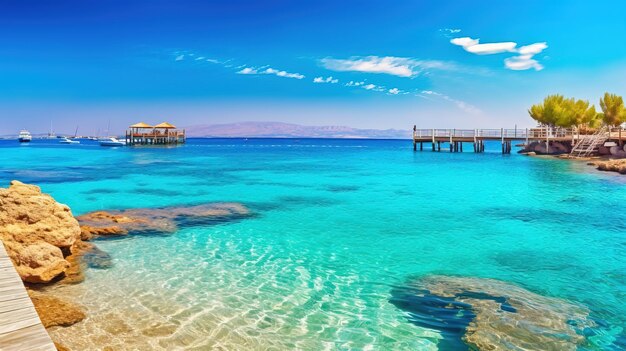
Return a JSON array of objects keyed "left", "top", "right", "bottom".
[
  {"left": 263, "top": 68, "right": 305, "bottom": 79},
  {"left": 175, "top": 54, "right": 185, "bottom": 61},
  {"left": 420, "top": 90, "right": 481, "bottom": 114},
  {"left": 321, "top": 56, "right": 456, "bottom": 78},
  {"left": 363, "top": 84, "right": 377, "bottom": 90},
  {"left": 450, "top": 36, "right": 548, "bottom": 71},
  {"left": 236, "top": 66, "right": 305, "bottom": 79},
  {"left": 237, "top": 67, "right": 258, "bottom": 74},
  {"left": 388, "top": 88, "right": 400, "bottom": 95},
  {"left": 439, "top": 28, "right": 462, "bottom": 37},
  {"left": 313, "top": 76, "right": 339, "bottom": 84},
  {"left": 345, "top": 81, "right": 365, "bottom": 87}
]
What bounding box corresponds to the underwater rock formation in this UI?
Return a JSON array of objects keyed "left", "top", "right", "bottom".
[
  {"left": 390, "top": 275, "right": 594, "bottom": 351},
  {"left": 28, "top": 290, "right": 86, "bottom": 328},
  {"left": 0, "top": 181, "right": 82, "bottom": 283},
  {"left": 77, "top": 202, "right": 250, "bottom": 238}
]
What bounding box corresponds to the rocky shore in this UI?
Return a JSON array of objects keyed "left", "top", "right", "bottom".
[
  {"left": 590, "top": 158, "right": 626, "bottom": 174},
  {"left": 518, "top": 141, "right": 572, "bottom": 155},
  {"left": 518, "top": 141, "right": 626, "bottom": 175},
  {"left": 0, "top": 180, "right": 250, "bottom": 350}
]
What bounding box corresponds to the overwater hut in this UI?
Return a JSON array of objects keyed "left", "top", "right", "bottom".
[{"left": 125, "top": 121, "right": 186, "bottom": 145}]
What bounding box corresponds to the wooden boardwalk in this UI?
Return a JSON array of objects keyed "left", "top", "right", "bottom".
[{"left": 0, "top": 243, "right": 55, "bottom": 351}]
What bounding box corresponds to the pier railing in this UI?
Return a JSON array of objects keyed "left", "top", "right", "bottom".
[
  {"left": 413, "top": 127, "right": 626, "bottom": 140},
  {"left": 412, "top": 127, "right": 576, "bottom": 140}
]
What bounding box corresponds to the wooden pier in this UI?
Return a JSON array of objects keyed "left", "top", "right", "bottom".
[
  {"left": 125, "top": 122, "right": 186, "bottom": 146},
  {"left": 0, "top": 242, "right": 55, "bottom": 351},
  {"left": 412, "top": 126, "right": 626, "bottom": 154}
]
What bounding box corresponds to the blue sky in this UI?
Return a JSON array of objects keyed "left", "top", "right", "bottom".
[{"left": 2, "top": 0, "right": 626, "bottom": 134}]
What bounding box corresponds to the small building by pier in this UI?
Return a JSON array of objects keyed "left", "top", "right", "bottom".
[{"left": 125, "top": 122, "right": 186, "bottom": 146}]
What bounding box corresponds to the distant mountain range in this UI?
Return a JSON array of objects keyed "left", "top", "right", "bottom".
[{"left": 184, "top": 122, "right": 412, "bottom": 139}]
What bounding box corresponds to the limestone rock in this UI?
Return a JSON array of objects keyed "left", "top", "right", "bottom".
[
  {"left": 10, "top": 242, "right": 69, "bottom": 283},
  {"left": 596, "top": 159, "right": 626, "bottom": 174},
  {"left": 0, "top": 181, "right": 82, "bottom": 283},
  {"left": 28, "top": 290, "right": 86, "bottom": 328}
]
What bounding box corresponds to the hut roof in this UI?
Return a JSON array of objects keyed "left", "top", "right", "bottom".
[
  {"left": 130, "top": 122, "right": 154, "bottom": 128},
  {"left": 154, "top": 122, "right": 177, "bottom": 129}
]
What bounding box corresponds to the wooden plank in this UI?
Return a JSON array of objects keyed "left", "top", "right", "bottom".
[{"left": 0, "top": 242, "right": 56, "bottom": 351}]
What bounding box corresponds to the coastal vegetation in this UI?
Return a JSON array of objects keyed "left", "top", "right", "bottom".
[
  {"left": 528, "top": 92, "right": 626, "bottom": 130},
  {"left": 599, "top": 92, "right": 626, "bottom": 127}
]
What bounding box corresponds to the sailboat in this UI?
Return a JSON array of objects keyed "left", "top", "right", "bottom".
[{"left": 47, "top": 120, "right": 56, "bottom": 139}]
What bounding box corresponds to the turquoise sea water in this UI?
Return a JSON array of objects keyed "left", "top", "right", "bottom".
[{"left": 1, "top": 138, "right": 625, "bottom": 350}]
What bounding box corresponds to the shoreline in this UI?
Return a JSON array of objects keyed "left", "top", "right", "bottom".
[
  {"left": 524, "top": 151, "right": 626, "bottom": 175},
  {"left": 1, "top": 141, "right": 625, "bottom": 350}
]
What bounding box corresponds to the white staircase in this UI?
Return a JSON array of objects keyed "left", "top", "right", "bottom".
[{"left": 570, "top": 127, "right": 609, "bottom": 157}]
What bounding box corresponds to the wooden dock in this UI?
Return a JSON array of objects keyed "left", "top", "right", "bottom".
[
  {"left": 412, "top": 126, "right": 626, "bottom": 154},
  {"left": 0, "top": 243, "right": 55, "bottom": 351}
]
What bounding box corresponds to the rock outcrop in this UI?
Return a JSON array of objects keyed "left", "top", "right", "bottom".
[
  {"left": 595, "top": 159, "right": 626, "bottom": 174},
  {"left": 77, "top": 203, "right": 250, "bottom": 239},
  {"left": 390, "top": 275, "right": 595, "bottom": 351},
  {"left": 519, "top": 141, "right": 572, "bottom": 155},
  {"left": 0, "top": 181, "right": 82, "bottom": 283}
]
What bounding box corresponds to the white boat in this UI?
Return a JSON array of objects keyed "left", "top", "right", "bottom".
[
  {"left": 59, "top": 137, "right": 80, "bottom": 144},
  {"left": 99, "top": 137, "right": 125, "bottom": 147},
  {"left": 18, "top": 130, "right": 32, "bottom": 143}
]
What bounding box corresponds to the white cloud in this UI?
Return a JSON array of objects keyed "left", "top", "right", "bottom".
[
  {"left": 450, "top": 37, "right": 478, "bottom": 48},
  {"left": 517, "top": 42, "right": 548, "bottom": 56},
  {"left": 450, "top": 36, "right": 548, "bottom": 71},
  {"left": 206, "top": 59, "right": 220, "bottom": 63},
  {"left": 466, "top": 42, "right": 517, "bottom": 55},
  {"left": 504, "top": 55, "right": 544, "bottom": 71},
  {"left": 321, "top": 56, "right": 455, "bottom": 77},
  {"left": 388, "top": 88, "right": 400, "bottom": 95},
  {"left": 421, "top": 90, "right": 438, "bottom": 96},
  {"left": 451, "top": 37, "right": 516, "bottom": 54},
  {"left": 237, "top": 67, "right": 258, "bottom": 74},
  {"left": 441, "top": 28, "right": 461, "bottom": 34},
  {"left": 313, "top": 76, "right": 339, "bottom": 84},
  {"left": 195, "top": 56, "right": 205, "bottom": 60},
  {"left": 363, "top": 84, "right": 377, "bottom": 90},
  {"left": 345, "top": 81, "right": 365, "bottom": 87},
  {"left": 236, "top": 66, "right": 305, "bottom": 79},
  {"left": 262, "top": 68, "right": 305, "bottom": 79},
  {"left": 175, "top": 55, "right": 185, "bottom": 61}
]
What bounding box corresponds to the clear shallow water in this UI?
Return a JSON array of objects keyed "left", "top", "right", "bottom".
[{"left": 1, "top": 138, "right": 625, "bottom": 350}]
